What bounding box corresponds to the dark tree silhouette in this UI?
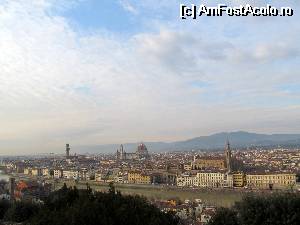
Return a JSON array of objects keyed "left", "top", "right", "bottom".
[
  {"left": 209, "top": 193, "right": 300, "bottom": 225},
  {"left": 0, "top": 200, "right": 10, "bottom": 219},
  {"left": 28, "top": 186, "right": 179, "bottom": 225},
  {"left": 208, "top": 207, "right": 238, "bottom": 225}
]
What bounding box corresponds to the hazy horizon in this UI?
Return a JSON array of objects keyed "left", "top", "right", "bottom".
[
  {"left": 1, "top": 130, "right": 300, "bottom": 156},
  {"left": 1, "top": 0, "right": 300, "bottom": 154}
]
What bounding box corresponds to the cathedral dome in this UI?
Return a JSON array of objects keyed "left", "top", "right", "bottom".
[{"left": 137, "top": 143, "right": 147, "bottom": 151}]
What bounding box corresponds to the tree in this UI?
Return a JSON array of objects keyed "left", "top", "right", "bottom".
[
  {"left": 0, "top": 200, "right": 10, "bottom": 219},
  {"left": 208, "top": 207, "right": 238, "bottom": 225},
  {"left": 4, "top": 201, "right": 40, "bottom": 222},
  {"left": 108, "top": 182, "right": 115, "bottom": 194},
  {"left": 236, "top": 193, "right": 300, "bottom": 225},
  {"left": 29, "top": 186, "right": 180, "bottom": 225},
  {"left": 209, "top": 193, "right": 300, "bottom": 225}
]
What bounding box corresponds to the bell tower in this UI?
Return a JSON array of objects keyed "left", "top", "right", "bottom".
[
  {"left": 66, "top": 144, "right": 70, "bottom": 158},
  {"left": 225, "top": 140, "right": 232, "bottom": 172},
  {"left": 120, "top": 144, "right": 124, "bottom": 160}
]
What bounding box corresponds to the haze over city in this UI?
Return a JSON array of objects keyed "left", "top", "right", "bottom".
[
  {"left": 1, "top": 0, "right": 300, "bottom": 154},
  {"left": 0, "top": 2, "right": 299, "bottom": 225}
]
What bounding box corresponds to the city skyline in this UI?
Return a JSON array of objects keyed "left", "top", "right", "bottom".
[{"left": 1, "top": 0, "right": 300, "bottom": 154}]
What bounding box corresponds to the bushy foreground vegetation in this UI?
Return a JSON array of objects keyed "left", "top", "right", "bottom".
[
  {"left": 1, "top": 185, "right": 299, "bottom": 225},
  {"left": 0, "top": 183, "right": 179, "bottom": 225},
  {"left": 208, "top": 193, "right": 300, "bottom": 225}
]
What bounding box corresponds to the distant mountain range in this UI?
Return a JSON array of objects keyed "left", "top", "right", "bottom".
[{"left": 72, "top": 131, "right": 300, "bottom": 154}]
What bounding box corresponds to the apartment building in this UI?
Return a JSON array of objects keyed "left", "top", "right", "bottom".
[
  {"left": 184, "top": 164, "right": 192, "bottom": 171},
  {"left": 232, "top": 172, "right": 245, "bottom": 187},
  {"left": 246, "top": 173, "right": 296, "bottom": 189},
  {"left": 197, "top": 172, "right": 227, "bottom": 188},
  {"left": 42, "top": 168, "right": 49, "bottom": 177},
  {"left": 53, "top": 169, "right": 63, "bottom": 179},
  {"left": 63, "top": 170, "right": 79, "bottom": 180},
  {"left": 177, "top": 174, "right": 198, "bottom": 187},
  {"left": 128, "top": 171, "right": 152, "bottom": 184},
  {"left": 31, "top": 168, "right": 42, "bottom": 176},
  {"left": 24, "top": 167, "right": 31, "bottom": 175}
]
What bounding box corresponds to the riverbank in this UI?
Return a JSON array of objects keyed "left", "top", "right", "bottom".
[{"left": 55, "top": 180, "right": 244, "bottom": 207}]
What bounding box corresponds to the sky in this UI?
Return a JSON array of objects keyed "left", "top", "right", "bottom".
[{"left": 0, "top": 0, "right": 300, "bottom": 154}]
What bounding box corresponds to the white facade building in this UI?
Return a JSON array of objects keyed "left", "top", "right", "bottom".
[
  {"left": 177, "top": 171, "right": 230, "bottom": 188},
  {"left": 197, "top": 172, "right": 227, "bottom": 188},
  {"left": 53, "top": 169, "right": 63, "bottom": 179}
]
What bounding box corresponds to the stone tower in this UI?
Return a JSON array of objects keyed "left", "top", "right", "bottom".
[
  {"left": 120, "top": 144, "right": 124, "bottom": 160},
  {"left": 225, "top": 140, "right": 232, "bottom": 172},
  {"left": 66, "top": 144, "right": 70, "bottom": 158}
]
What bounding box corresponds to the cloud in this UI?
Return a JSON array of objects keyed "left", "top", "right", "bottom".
[
  {"left": 253, "top": 43, "right": 299, "bottom": 62},
  {"left": 119, "top": 0, "right": 138, "bottom": 15},
  {"left": 228, "top": 42, "right": 299, "bottom": 64},
  {"left": 134, "top": 30, "right": 234, "bottom": 77},
  {"left": 0, "top": 0, "right": 299, "bottom": 154}
]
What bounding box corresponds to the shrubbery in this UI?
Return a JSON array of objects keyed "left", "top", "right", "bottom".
[
  {"left": 1, "top": 183, "right": 179, "bottom": 225},
  {"left": 2, "top": 185, "right": 299, "bottom": 225},
  {"left": 208, "top": 193, "right": 300, "bottom": 225}
]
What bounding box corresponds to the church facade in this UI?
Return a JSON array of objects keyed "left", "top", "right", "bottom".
[
  {"left": 191, "top": 140, "right": 232, "bottom": 172},
  {"left": 116, "top": 143, "right": 150, "bottom": 161}
]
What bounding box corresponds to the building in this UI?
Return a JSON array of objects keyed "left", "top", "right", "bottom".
[
  {"left": 225, "top": 140, "right": 232, "bottom": 172},
  {"left": 63, "top": 170, "right": 79, "bottom": 180},
  {"left": 162, "top": 172, "right": 177, "bottom": 185},
  {"left": 177, "top": 174, "right": 198, "bottom": 187},
  {"left": 128, "top": 171, "right": 152, "bottom": 184},
  {"left": 232, "top": 172, "right": 245, "bottom": 187},
  {"left": 24, "top": 167, "right": 31, "bottom": 175},
  {"left": 152, "top": 171, "right": 177, "bottom": 185},
  {"left": 42, "top": 168, "right": 49, "bottom": 177},
  {"left": 191, "top": 157, "right": 226, "bottom": 170},
  {"left": 15, "top": 164, "right": 25, "bottom": 173},
  {"left": 200, "top": 208, "right": 216, "bottom": 224},
  {"left": 53, "top": 169, "right": 63, "bottom": 179},
  {"left": 114, "top": 173, "right": 127, "bottom": 183},
  {"left": 226, "top": 173, "right": 233, "bottom": 188},
  {"left": 246, "top": 173, "right": 297, "bottom": 189},
  {"left": 114, "top": 175, "right": 123, "bottom": 183},
  {"left": 66, "top": 144, "right": 70, "bottom": 158},
  {"left": 177, "top": 171, "right": 232, "bottom": 188},
  {"left": 184, "top": 164, "right": 192, "bottom": 171},
  {"left": 31, "top": 168, "right": 42, "bottom": 176},
  {"left": 197, "top": 171, "right": 227, "bottom": 188},
  {"left": 116, "top": 143, "right": 150, "bottom": 161},
  {"left": 95, "top": 172, "right": 105, "bottom": 182},
  {"left": 80, "top": 169, "right": 89, "bottom": 181},
  {"left": 191, "top": 140, "right": 233, "bottom": 172},
  {"left": 65, "top": 144, "right": 79, "bottom": 161}
]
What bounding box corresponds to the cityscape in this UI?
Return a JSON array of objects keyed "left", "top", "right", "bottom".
[
  {"left": 0, "top": 138, "right": 299, "bottom": 224},
  {"left": 0, "top": 0, "right": 300, "bottom": 225}
]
